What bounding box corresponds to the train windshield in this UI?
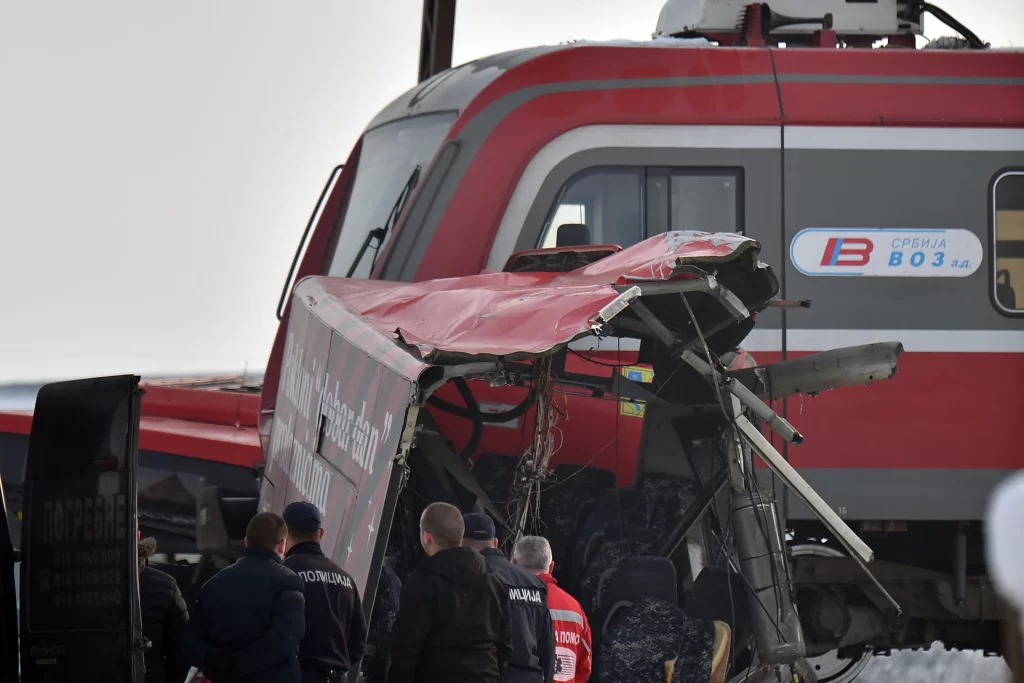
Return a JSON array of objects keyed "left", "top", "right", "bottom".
[{"left": 327, "top": 112, "right": 456, "bottom": 279}]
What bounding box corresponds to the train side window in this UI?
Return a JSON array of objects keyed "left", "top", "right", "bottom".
[
  {"left": 993, "top": 172, "right": 1024, "bottom": 314},
  {"left": 537, "top": 166, "right": 742, "bottom": 250},
  {"left": 670, "top": 171, "right": 739, "bottom": 234}
]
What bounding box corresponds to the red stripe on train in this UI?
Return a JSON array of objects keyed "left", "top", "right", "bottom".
[{"left": 756, "top": 351, "right": 1023, "bottom": 470}]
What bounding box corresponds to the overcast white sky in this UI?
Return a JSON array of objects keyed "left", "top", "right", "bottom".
[{"left": 2, "top": 0, "right": 1022, "bottom": 383}]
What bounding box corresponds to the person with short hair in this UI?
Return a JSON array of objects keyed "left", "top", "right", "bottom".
[
  {"left": 183, "top": 511, "right": 306, "bottom": 683},
  {"left": 512, "top": 536, "right": 591, "bottom": 683},
  {"left": 387, "top": 502, "right": 513, "bottom": 683},
  {"left": 463, "top": 514, "right": 556, "bottom": 683},
  {"left": 281, "top": 501, "right": 367, "bottom": 683}
]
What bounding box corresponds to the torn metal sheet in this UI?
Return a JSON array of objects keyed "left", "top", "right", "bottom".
[
  {"left": 297, "top": 231, "right": 777, "bottom": 364},
  {"left": 727, "top": 342, "right": 905, "bottom": 400}
]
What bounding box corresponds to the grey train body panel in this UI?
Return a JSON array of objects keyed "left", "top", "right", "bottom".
[{"left": 783, "top": 147, "right": 1024, "bottom": 332}]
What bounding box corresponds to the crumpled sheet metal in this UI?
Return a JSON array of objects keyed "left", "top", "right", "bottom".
[{"left": 297, "top": 231, "right": 764, "bottom": 363}]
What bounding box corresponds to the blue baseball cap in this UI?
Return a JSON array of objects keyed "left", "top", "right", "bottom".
[
  {"left": 283, "top": 501, "right": 322, "bottom": 533},
  {"left": 462, "top": 512, "right": 496, "bottom": 541}
]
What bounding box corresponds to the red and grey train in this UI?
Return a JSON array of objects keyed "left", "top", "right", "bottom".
[{"left": 1, "top": 1, "right": 1022, "bottom": 680}]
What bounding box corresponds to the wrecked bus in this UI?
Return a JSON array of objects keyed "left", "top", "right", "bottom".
[{"left": 198, "top": 231, "right": 906, "bottom": 682}]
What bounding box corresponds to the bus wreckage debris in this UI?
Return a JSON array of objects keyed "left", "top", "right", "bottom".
[
  {"left": 509, "top": 261, "right": 905, "bottom": 622},
  {"left": 600, "top": 266, "right": 905, "bottom": 623},
  {"left": 242, "top": 231, "right": 911, "bottom": 682},
  {"left": 726, "top": 343, "right": 904, "bottom": 401},
  {"left": 679, "top": 335, "right": 903, "bottom": 615}
]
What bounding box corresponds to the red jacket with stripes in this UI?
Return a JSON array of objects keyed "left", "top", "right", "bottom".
[{"left": 539, "top": 574, "right": 592, "bottom": 682}]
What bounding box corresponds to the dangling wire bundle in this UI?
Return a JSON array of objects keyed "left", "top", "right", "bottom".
[{"left": 503, "top": 357, "right": 561, "bottom": 549}]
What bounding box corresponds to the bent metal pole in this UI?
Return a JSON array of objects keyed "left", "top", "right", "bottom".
[{"left": 734, "top": 415, "right": 902, "bottom": 613}]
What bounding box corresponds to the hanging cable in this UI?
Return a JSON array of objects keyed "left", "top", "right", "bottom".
[
  {"left": 679, "top": 293, "right": 791, "bottom": 657},
  {"left": 450, "top": 377, "right": 483, "bottom": 463},
  {"left": 915, "top": 1, "right": 989, "bottom": 49}
]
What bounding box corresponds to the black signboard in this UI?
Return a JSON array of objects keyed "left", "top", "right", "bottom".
[
  {"left": 0, "top": 474, "right": 19, "bottom": 683},
  {"left": 19, "top": 376, "right": 144, "bottom": 682}
]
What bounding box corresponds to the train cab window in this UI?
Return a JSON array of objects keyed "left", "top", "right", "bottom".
[
  {"left": 327, "top": 112, "right": 456, "bottom": 279},
  {"left": 993, "top": 172, "right": 1024, "bottom": 314},
  {"left": 538, "top": 166, "right": 741, "bottom": 250},
  {"left": 540, "top": 168, "right": 643, "bottom": 248}
]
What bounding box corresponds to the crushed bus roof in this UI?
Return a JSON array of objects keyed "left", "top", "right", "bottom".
[{"left": 295, "top": 231, "right": 777, "bottom": 365}]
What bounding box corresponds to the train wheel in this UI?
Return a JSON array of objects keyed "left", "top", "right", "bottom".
[{"left": 790, "top": 544, "right": 874, "bottom": 683}]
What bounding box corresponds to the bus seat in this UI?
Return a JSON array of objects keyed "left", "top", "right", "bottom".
[
  {"left": 540, "top": 465, "right": 616, "bottom": 584},
  {"left": 595, "top": 555, "right": 679, "bottom": 640},
  {"left": 581, "top": 530, "right": 607, "bottom": 578},
  {"left": 593, "top": 596, "right": 714, "bottom": 683},
  {"left": 577, "top": 528, "right": 660, "bottom": 615},
  {"left": 556, "top": 223, "right": 591, "bottom": 247},
  {"left": 635, "top": 473, "right": 693, "bottom": 534},
  {"left": 683, "top": 565, "right": 752, "bottom": 663},
  {"left": 570, "top": 489, "right": 652, "bottom": 588},
  {"left": 569, "top": 500, "right": 596, "bottom": 550},
  {"left": 666, "top": 620, "right": 731, "bottom": 683}
]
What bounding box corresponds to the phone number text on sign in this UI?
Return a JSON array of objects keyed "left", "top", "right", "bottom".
[{"left": 790, "top": 228, "right": 983, "bottom": 277}]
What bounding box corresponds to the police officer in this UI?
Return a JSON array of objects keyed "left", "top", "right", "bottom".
[
  {"left": 282, "top": 501, "right": 368, "bottom": 683},
  {"left": 462, "top": 513, "right": 556, "bottom": 683}
]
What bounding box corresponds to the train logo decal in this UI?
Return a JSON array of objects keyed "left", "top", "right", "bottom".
[
  {"left": 790, "top": 228, "right": 983, "bottom": 277},
  {"left": 820, "top": 237, "right": 873, "bottom": 267}
]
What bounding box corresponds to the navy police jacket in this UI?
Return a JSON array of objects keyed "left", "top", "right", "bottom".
[
  {"left": 283, "top": 541, "right": 368, "bottom": 672},
  {"left": 481, "top": 548, "right": 556, "bottom": 683}
]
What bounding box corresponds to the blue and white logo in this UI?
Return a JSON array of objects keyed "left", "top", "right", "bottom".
[{"left": 790, "top": 228, "right": 983, "bottom": 277}]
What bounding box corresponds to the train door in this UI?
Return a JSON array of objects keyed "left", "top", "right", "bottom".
[
  {"left": 452, "top": 123, "right": 785, "bottom": 483},
  {"left": 781, "top": 126, "right": 1024, "bottom": 522},
  {"left": 18, "top": 376, "right": 145, "bottom": 682}
]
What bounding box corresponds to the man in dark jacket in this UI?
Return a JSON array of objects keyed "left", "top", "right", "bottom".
[
  {"left": 137, "top": 534, "right": 190, "bottom": 683},
  {"left": 463, "top": 513, "right": 556, "bottom": 683},
  {"left": 387, "top": 502, "right": 513, "bottom": 683},
  {"left": 281, "top": 501, "right": 368, "bottom": 683},
  {"left": 183, "top": 512, "right": 305, "bottom": 683}
]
